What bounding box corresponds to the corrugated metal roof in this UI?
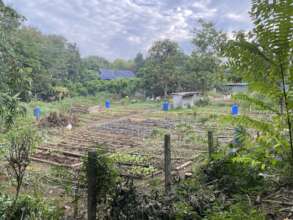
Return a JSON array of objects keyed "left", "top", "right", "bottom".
[{"left": 99, "top": 68, "right": 136, "bottom": 80}]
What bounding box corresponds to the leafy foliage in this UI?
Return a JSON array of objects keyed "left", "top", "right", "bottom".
[
  {"left": 5, "top": 125, "right": 39, "bottom": 203},
  {"left": 202, "top": 154, "right": 265, "bottom": 195},
  {"left": 139, "top": 39, "right": 185, "bottom": 97},
  {"left": 206, "top": 202, "right": 265, "bottom": 220},
  {"left": 138, "top": 21, "right": 227, "bottom": 97},
  {"left": 187, "top": 20, "right": 226, "bottom": 92},
  {"left": 0, "top": 93, "right": 26, "bottom": 130},
  {"left": 223, "top": 0, "right": 293, "bottom": 169},
  {"left": 109, "top": 181, "right": 174, "bottom": 220},
  {"left": 0, "top": 194, "right": 63, "bottom": 220},
  {"left": 81, "top": 149, "right": 118, "bottom": 203}
]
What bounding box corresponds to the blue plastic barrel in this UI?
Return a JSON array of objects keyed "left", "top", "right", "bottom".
[
  {"left": 162, "top": 101, "right": 169, "bottom": 111},
  {"left": 105, "top": 100, "right": 110, "bottom": 109},
  {"left": 231, "top": 103, "right": 239, "bottom": 116},
  {"left": 34, "top": 106, "right": 41, "bottom": 120}
]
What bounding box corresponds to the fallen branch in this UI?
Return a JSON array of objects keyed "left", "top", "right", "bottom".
[
  {"left": 175, "top": 161, "right": 192, "bottom": 171},
  {"left": 262, "top": 199, "right": 293, "bottom": 206}
]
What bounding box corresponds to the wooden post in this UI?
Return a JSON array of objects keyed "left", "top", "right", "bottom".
[
  {"left": 208, "top": 131, "right": 213, "bottom": 160},
  {"left": 164, "top": 134, "right": 171, "bottom": 194},
  {"left": 73, "top": 177, "right": 79, "bottom": 219},
  {"left": 87, "top": 150, "right": 97, "bottom": 220}
]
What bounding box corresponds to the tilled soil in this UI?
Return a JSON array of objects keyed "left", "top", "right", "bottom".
[{"left": 32, "top": 106, "right": 233, "bottom": 178}]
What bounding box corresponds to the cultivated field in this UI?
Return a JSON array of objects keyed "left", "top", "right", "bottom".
[
  {"left": 0, "top": 96, "right": 263, "bottom": 216},
  {"left": 29, "top": 98, "right": 235, "bottom": 181}
]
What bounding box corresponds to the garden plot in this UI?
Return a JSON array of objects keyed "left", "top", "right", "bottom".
[
  {"left": 97, "top": 118, "right": 175, "bottom": 138},
  {"left": 32, "top": 105, "right": 234, "bottom": 179}
]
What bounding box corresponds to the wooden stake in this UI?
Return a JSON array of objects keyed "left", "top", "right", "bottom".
[
  {"left": 164, "top": 134, "right": 171, "bottom": 194},
  {"left": 208, "top": 131, "right": 213, "bottom": 160},
  {"left": 87, "top": 150, "right": 97, "bottom": 220}
]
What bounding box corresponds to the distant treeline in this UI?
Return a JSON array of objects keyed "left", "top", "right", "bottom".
[{"left": 0, "top": 1, "right": 240, "bottom": 101}]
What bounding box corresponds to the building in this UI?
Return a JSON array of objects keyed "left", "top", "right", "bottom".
[
  {"left": 172, "top": 92, "right": 202, "bottom": 109},
  {"left": 99, "top": 68, "right": 136, "bottom": 80},
  {"left": 222, "top": 83, "right": 248, "bottom": 94}
]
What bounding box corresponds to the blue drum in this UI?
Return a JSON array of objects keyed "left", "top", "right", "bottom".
[
  {"left": 231, "top": 103, "right": 239, "bottom": 116},
  {"left": 34, "top": 106, "right": 41, "bottom": 120},
  {"left": 162, "top": 101, "right": 169, "bottom": 111},
  {"left": 105, "top": 100, "right": 110, "bottom": 109}
]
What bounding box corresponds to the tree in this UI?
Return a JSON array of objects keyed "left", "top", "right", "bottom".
[
  {"left": 134, "top": 52, "right": 145, "bottom": 71},
  {"left": 224, "top": 0, "right": 293, "bottom": 166},
  {"left": 12, "top": 26, "right": 86, "bottom": 99},
  {"left": 0, "top": 93, "right": 26, "bottom": 130},
  {"left": 6, "top": 126, "right": 39, "bottom": 210},
  {"left": 185, "top": 20, "right": 227, "bottom": 93},
  {"left": 111, "top": 58, "right": 135, "bottom": 70},
  {"left": 0, "top": 1, "right": 33, "bottom": 101},
  {"left": 193, "top": 19, "right": 226, "bottom": 54},
  {"left": 140, "top": 39, "right": 184, "bottom": 97},
  {"left": 82, "top": 56, "right": 111, "bottom": 72},
  {"left": 14, "top": 27, "right": 53, "bottom": 100}
]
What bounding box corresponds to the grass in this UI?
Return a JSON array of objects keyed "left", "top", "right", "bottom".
[
  {"left": 26, "top": 95, "right": 103, "bottom": 116},
  {"left": 25, "top": 94, "right": 161, "bottom": 119}
]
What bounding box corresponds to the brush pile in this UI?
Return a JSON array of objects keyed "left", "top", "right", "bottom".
[{"left": 39, "top": 112, "right": 79, "bottom": 128}]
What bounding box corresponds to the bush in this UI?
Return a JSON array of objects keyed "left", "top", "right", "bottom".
[
  {"left": 109, "top": 181, "right": 175, "bottom": 220},
  {"left": 175, "top": 179, "right": 215, "bottom": 218},
  {"left": 206, "top": 202, "right": 265, "bottom": 220},
  {"left": 0, "top": 194, "right": 63, "bottom": 220},
  {"left": 174, "top": 201, "right": 199, "bottom": 220},
  {"left": 196, "top": 97, "right": 210, "bottom": 106},
  {"left": 201, "top": 155, "right": 265, "bottom": 194}
]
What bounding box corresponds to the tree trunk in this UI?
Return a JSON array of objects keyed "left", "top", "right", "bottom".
[
  {"left": 164, "top": 85, "right": 168, "bottom": 99},
  {"left": 280, "top": 64, "right": 293, "bottom": 165}
]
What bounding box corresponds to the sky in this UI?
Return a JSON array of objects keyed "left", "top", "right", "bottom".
[{"left": 4, "top": 0, "right": 252, "bottom": 60}]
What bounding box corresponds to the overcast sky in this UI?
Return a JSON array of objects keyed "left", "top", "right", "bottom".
[{"left": 4, "top": 0, "right": 252, "bottom": 60}]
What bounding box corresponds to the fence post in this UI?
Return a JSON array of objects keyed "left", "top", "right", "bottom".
[
  {"left": 73, "top": 174, "right": 79, "bottom": 219},
  {"left": 87, "top": 150, "right": 97, "bottom": 220},
  {"left": 164, "top": 134, "right": 172, "bottom": 194},
  {"left": 208, "top": 131, "right": 213, "bottom": 160}
]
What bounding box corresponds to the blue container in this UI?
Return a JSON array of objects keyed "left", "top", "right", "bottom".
[
  {"left": 105, "top": 100, "right": 110, "bottom": 109},
  {"left": 231, "top": 103, "right": 239, "bottom": 116},
  {"left": 33, "top": 106, "right": 41, "bottom": 120},
  {"left": 162, "top": 101, "right": 169, "bottom": 111}
]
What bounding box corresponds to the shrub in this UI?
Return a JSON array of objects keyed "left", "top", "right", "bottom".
[
  {"left": 6, "top": 125, "right": 40, "bottom": 205},
  {"left": 206, "top": 202, "right": 265, "bottom": 220},
  {"left": 201, "top": 155, "right": 265, "bottom": 195},
  {"left": 0, "top": 194, "right": 63, "bottom": 220},
  {"left": 196, "top": 97, "right": 210, "bottom": 106}
]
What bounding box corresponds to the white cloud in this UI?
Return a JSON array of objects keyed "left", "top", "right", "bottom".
[
  {"left": 226, "top": 13, "right": 248, "bottom": 22},
  {"left": 127, "top": 36, "right": 143, "bottom": 44},
  {"left": 3, "top": 0, "right": 252, "bottom": 60}
]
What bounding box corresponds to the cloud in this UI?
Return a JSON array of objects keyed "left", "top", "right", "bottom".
[
  {"left": 4, "top": 0, "right": 252, "bottom": 60},
  {"left": 225, "top": 13, "right": 249, "bottom": 23}
]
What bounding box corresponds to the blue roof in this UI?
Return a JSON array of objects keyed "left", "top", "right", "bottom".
[{"left": 99, "top": 69, "right": 136, "bottom": 80}]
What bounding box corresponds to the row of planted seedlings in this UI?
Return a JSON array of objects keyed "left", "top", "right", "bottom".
[
  {"left": 31, "top": 146, "right": 161, "bottom": 180},
  {"left": 109, "top": 152, "right": 160, "bottom": 179}
]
